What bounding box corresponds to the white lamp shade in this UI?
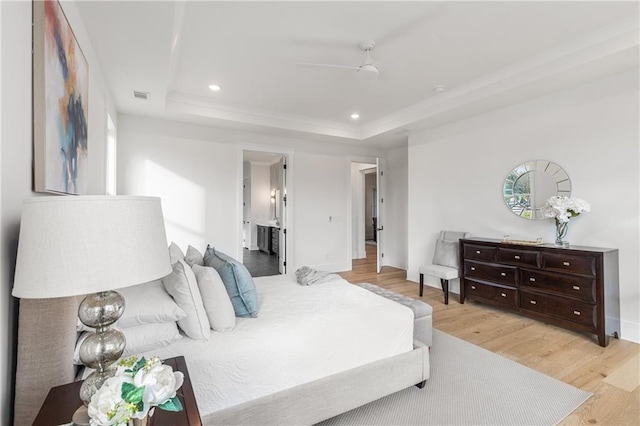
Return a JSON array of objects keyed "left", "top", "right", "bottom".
[{"left": 12, "top": 196, "right": 172, "bottom": 299}]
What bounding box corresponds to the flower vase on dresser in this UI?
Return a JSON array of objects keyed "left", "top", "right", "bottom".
[
  {"left": 555, "top": 219, "right": 569, "bottom": 245},
  {"left": 544, "top": 196, "right": 591, "bottom": 246}
]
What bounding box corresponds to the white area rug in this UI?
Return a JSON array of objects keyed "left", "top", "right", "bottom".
[{"left": 319, "top": 329, "right": 591, "bottom": 425}]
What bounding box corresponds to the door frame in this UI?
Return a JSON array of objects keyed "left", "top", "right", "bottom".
[
  {"left": 237, "top": 144, "right": 294, "bottom": 273},
  {"left": 375, "top": 157, "right": 386, "bottom": 273}
]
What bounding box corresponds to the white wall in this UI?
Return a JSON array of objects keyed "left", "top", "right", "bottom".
[
  {"left": 0, "top": 1, "right": 115, "bottom": 422},
  {"left": 407, "top": 70, "right": 639, "bottom": 342},
  {"left": 117, "top": 117, "right": 238, "bottom": 256},
  {"left": 1, "top": 5, "right": 42, "bottom": 423},
  {"left": 294, "top": 153, "right": 351, "bottom": 271},
  {"left": 117, "top": 115, "right": 384, "bottom": 271},
  {"left": 385, "top": 145, "right": 409, "bottom": 270}
]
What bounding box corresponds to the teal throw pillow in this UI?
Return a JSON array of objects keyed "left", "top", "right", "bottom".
[{"left": 203, "top": 246, "right": 259, "bottom": 318}]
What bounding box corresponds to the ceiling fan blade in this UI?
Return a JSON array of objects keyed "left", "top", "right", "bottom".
[{"left": 296, "top": 63, "right": 359, "bottom": 71}]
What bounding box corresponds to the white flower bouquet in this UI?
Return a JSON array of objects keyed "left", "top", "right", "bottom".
[
  {"left": 543, "top": 196, "right": 591, "bottom": 223},
  {"left": 88, "top": 356, "right": 184, "bottom": 426}
]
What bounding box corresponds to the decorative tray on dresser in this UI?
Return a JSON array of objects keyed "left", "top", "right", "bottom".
[{"left": 459, "top": 238, "right": 620, "bottom": 346}]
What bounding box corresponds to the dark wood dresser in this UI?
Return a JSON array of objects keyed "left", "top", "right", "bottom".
[{"left": 459, "top": 238, "right": 620, "bottom": 346}]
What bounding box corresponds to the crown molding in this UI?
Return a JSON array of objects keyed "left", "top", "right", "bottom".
[
  {"left": 362, "top": 16, "right": 639, "bottom": 139},
  {"left": 165, "top": 92, "right": 363, "bottom": 139},
  {"left": 164, "top": 17, "right": 638, "bottom": 142}
]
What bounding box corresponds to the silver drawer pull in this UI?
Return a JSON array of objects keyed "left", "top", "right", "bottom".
[
  {"left": 530, "top": 300, "right": 537, "bottom": 305},
  {"left": 514, "top": 255, "right": 520, "bottom": 259},
  {"left": 471, "top": 267, "right": 476, "bottom": 271},
  {"left": 573, "top": 310, "right": 581, "bottom": 316},
  {"left": 471, "top": 285, "right": 476, "bottom": 290},
  {"left": 500, "top": 272, "right": 506, "bottom": 276},
  {"left": 563, "top": 261, "right": 570, "bottom": 266},
  {"left": 501, "top": 293, "right": 507, "bottom": 297},
  {"left": 572, "top": 285, "right": 580, "bottom": 290},
  {"left": 476, "top": 250, "right": 481, "bottom": 254},
  {"left": 529, "top": 277, "right": 536, "bottom": 282}
]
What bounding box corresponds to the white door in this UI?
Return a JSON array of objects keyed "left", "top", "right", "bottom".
[
  {"left": 376, "top": 157, "right": 386, "bottom": 273},
  {"left": 242, "top": 178, "right": 251, "bottom": 249}
]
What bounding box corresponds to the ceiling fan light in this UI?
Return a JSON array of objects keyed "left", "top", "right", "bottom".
[{"left": 357, "top": 64, "right": 379, "bottom": 80}]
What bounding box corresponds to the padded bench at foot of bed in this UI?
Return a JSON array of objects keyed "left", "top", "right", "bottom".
[{"left": 358, "top": 283, "right": 433, "bottom": 347}]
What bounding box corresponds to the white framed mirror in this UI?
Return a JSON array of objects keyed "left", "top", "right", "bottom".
[{"left": 503, "top": 160, "right": 571, "bottom": 220}]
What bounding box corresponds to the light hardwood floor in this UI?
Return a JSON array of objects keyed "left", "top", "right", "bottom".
[{"left": 339, "top": 244, "right": 639, "bottom": 425}]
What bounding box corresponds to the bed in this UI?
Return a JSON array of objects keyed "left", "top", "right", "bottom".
[{"left": 14, "top": 274, "right": 430, "bottom": 425}]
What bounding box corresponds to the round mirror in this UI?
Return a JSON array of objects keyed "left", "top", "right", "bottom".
[{"left": 503, "top": 160, "right": 571, "bottom": 220}]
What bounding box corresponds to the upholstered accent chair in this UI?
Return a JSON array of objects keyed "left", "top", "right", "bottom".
[{"left": 419, "top": 230, "right": 469, "bottom": 304}]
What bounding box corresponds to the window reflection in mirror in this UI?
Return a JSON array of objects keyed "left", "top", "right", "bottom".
[{"left": 503, "top": 160, "right": 571, "bottom": 220}]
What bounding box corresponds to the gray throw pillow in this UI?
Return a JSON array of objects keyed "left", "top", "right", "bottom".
[
  {"left": 185, "top": 245, "right": 204, "bottom": 267},
  {"left": 203, "top": 246, "right": 259, "bottom": 318},
  {"left": 432, "top": 239, "right": 459, "bottom": 269}
]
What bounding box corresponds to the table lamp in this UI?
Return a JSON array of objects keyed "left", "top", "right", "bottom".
[{"left": 12, "top": 195, "right": 172, "bottom": 417}]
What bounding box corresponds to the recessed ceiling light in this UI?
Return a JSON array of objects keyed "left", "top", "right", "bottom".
[
  {"left": 350, "top": 113, "right": 360, "bottom": 120},
  {"left": 433, "top": 85, "right": 446, "bottom": 93},
  {"left": 209, "top": 84, "right": 221, "bottom": 92}
]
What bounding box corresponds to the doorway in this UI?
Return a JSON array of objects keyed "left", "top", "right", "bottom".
[
  {"left": 242, "top": 150, "right": 288, "bottom": 277},
  {"left": 351, "top": 162, "right": 377, "bottom": 260},
  {"left": 351, "top": 159, "right": 386, "bottom": 273}
]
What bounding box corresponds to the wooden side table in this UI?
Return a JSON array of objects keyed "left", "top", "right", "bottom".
[{"left": 33, "top": 356, "right": 202, "bottom": 426}]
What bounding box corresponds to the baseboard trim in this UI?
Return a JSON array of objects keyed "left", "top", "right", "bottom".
[
  {"left": 307, "top": 261, "right": 352, "bottom": 273},
  {"left": 384, "top": 257, "right": 407, "bottom": 270},
  {"left": 620, "top": 319, "right": 640, "bottom": 344}
]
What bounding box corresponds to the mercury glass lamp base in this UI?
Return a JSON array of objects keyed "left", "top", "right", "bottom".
[
  {"left": 79, "top": 365, "right": 118, "bottom": 406},
  {"left": 77, "top": 290, "right": 126, "bottom": 406}
]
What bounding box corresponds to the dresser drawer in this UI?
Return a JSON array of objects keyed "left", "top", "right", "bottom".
[
  {"left": 464, "top": 245, "right": 497, "bottom": 262},
  {"left": 520, "top": 291, "right": 596, "bottom": 328},
  {"left": 497, "top": 248, "right": 540, "bottom": 267},
  {"left": 465, "top": 280, "right": 517, "bottom": 308},
  {"left": 465, "top": 261, "right": 516, "bottom": 286},
  {"left": 542, "top": 252, "right": 595, "bottom": 276},
  {"left": 520, "top": 269, "right": 596, "bottom": 302}
]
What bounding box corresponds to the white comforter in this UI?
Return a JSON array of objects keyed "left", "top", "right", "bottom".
[{"left": 143, "top": 274, "right": 414, "bottom": 416}]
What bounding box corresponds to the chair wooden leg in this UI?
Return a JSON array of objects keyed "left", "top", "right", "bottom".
[
  {"left": 419, "top": 274, "right": 424, "bottom": 297},
  {"left": 441, "top": 279, "right": 449, "bottom": 305}
]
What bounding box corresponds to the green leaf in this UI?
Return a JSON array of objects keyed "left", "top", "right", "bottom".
[
  {"left": 158, "top": 396, "right": 183, "bottom": 412},
  {"left": 121, "top": 382, "right": 145, "bottom": 404},
  {"left": 131, "top": 357, "right": 147, "bottom": 375}
]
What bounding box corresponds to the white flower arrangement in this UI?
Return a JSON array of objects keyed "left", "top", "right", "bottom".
[
  {"left": 543, "top": 196, "right": 591, "bottom": 223},
  {"left": 87, "top": 356, "right": 184, "bottom": 426}
]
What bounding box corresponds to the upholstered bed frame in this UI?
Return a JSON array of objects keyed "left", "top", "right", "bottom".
[{"left": 14, "top": 297, "right": 430, "bottom": 425}]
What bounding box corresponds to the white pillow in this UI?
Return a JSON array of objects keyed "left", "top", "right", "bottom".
[
  {"left": 73, "top": 323, "right": 182, "bottom": 364},
  {"left": 185, "top": 245, "right": 204, "bottom": 267},
  {"left": 191, "top": 265, "right": 236, "bottom": 332},
  {"left": 122, "top": 322, "right": 182, "bottom": 356},
  {"left": 118, "top": 280, "right": 186, "bottom": 328},
  {"left": 162, "top": 260, "right": 210, "bottom": 340},
  {"left": 169, "top": 242, "right": 185, "bottom": 265}
]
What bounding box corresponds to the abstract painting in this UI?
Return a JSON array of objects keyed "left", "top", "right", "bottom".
[{"left": 33, "top": 0, "right": 88, "bottom": 195}]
